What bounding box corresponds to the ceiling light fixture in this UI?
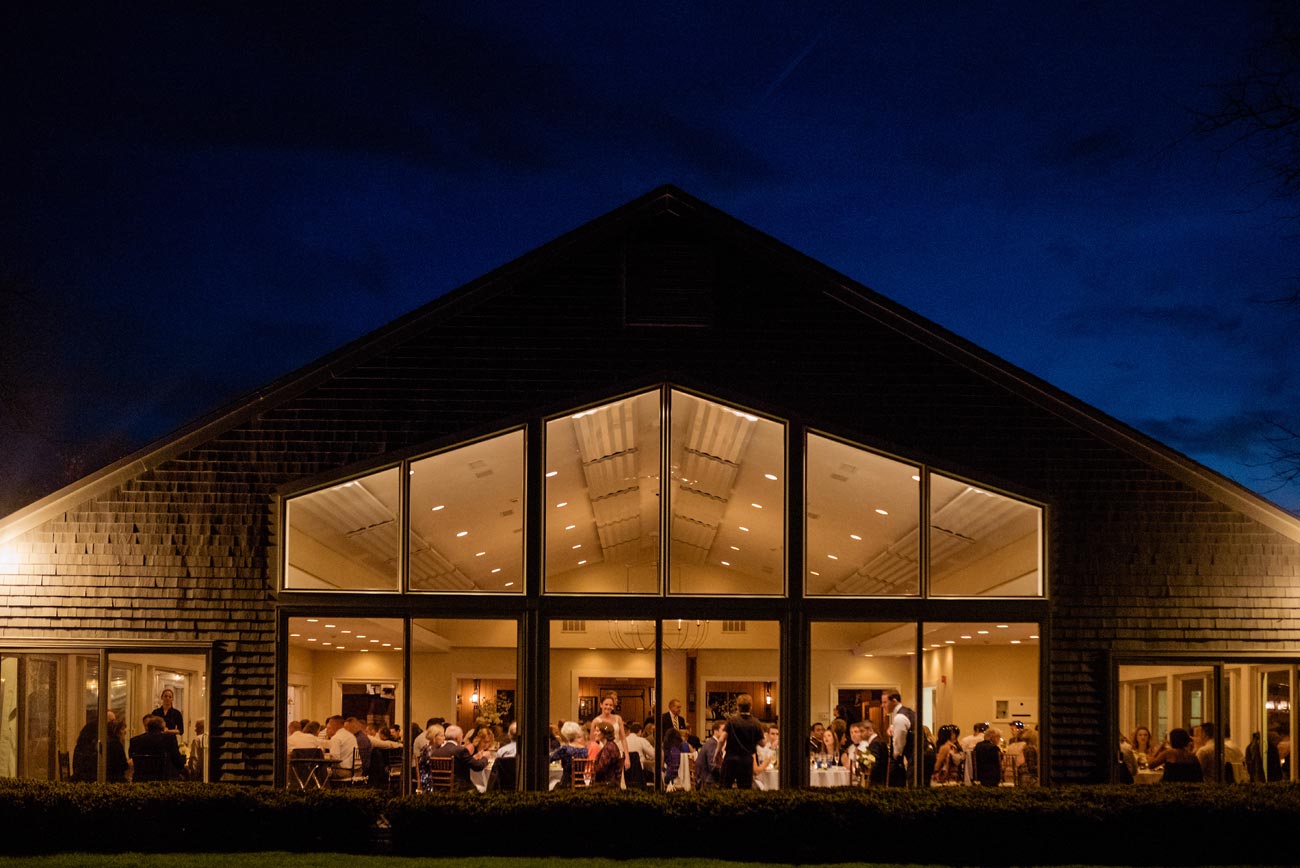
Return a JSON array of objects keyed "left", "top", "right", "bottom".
[
  {"left": 875, "top": 508, "right": 889, "bottom": 516},
  {"left": 739, "top": 526, "right": 750, "bottom": 532},
  {"left": 764, "top": 473, "right": 778, "bottom": 481},
  {"left": 545, "top": 470, "right": 558, "bottom": 478},
  {"left": 750, "top": 503, "right": 763, "bottom": 509},
  {"left": 850, "top": 534, "right": 862, "bottom": 541},
  {"left": 556, "top": 502, "right": 568, "bottom": 508},
  {"left": 432, "top": 505, "right": 445, "bottom": 511},
  {"left": 456, "top": 530, "right": 469, "bottom": 537}
]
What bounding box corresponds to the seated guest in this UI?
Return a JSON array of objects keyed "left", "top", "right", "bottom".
[
  {"left": 107, "top": 718, "right": 130, "bottom": 782},
  {"left": 432, "top": 724, "right": 489, "bottom": 792},
  {"left": 1014, "top": 730, "right": 1039, "bottom": 786},
  {"left": 346, "top": 718, "right": 372, "bottom": 779},
  {"left": 931, "top": 724, "right": 963, "bottom": 785},
  {"left": 1150, "top": 728, "right": 1202, "bottom": 782},
  {"left": 417, "top": 724, "right": 446, "bottom": 791},
  {"left": 807, "top": 722, "right": 826, "bottom": 757},
  {"left": 624, "top": 721, "right": 655, "bottom": 787},
  {"left": 129, "top": 715, "right": 185, "bottom": 781},
  {"left": 973, "top": 727, "right": 1003, "bottom": 787},
  {"left": 1193, "top": 722, "right": 1242, "bottom": 782},
  {"left": 591, "top": 721, "right": 622, "bottom": 787},
  {"left": 820, "top": 727, "right": 843, "bottom": 765},
  {"left": 186, "top": 720, "right": 207, "bottom": 781},
  {"left": 662, "top": 725, "right": 693, "bottom": 789},
  {"left": 549, "top": 720, "right": 588, "bottom": 788},
  {"left": 288, "top": 720, "right": 323, "bottom": 751},
  {"left": 325, "top": 715, "right": 358, "bottom": 780},
  {"left": 756, "top": 723, "right": 780, "bottom": 776},
  {"left": 495, "top": 721, "right": 518, "bottom": 758},
  {"left": 71, "top": 715, "right": 104, "bottom": 782},
  {"left": 695, "top": 721, "right": 725, "bottom": 790}
]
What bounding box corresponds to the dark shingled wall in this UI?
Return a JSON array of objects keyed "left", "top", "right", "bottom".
[{"left": 3, "top": 197, "right": 1296, "bottom": 784}]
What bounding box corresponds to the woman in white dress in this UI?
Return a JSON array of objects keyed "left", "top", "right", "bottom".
[{"left": 593, "top": 692, "right": 631, "bottom": 771}]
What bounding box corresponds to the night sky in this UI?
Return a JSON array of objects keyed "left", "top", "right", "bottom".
[{"left": 4, "top": 2, "right": 1299, "bottom": 516}]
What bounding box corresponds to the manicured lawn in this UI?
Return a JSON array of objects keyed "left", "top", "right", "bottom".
[{"left": 0, "top": 858, "right": 920, "bottom": 868}]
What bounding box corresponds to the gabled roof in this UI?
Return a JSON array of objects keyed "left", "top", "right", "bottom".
[{"left": 3, "top": 185, "right": 1298, "bottom": 544}]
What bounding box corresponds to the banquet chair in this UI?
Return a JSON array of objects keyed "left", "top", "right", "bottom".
[
  {"left": 487, "top": 756, "right": 516, "bottom": 791},
  {"left": 570, "top": 757, "right": 592, "bottom": 789},
  {"left": 424, "top": 756, "right": 455, "bottom": 792}
]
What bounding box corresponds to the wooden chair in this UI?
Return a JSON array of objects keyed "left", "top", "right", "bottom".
[
  {"left": 288, "top": 747, "right": 327, "bottom": 790},
  {"left": 486, "top": 756, "right": 516, "bottom": 791},
  {"left": 385, "top": 747, "right": 406, "bottom": 793},
  {"left": 570, "top": 756, "right": 591, "bottom": 789},
  {"left": 423, "top": 755, "right": 454, "bottom": 792}
]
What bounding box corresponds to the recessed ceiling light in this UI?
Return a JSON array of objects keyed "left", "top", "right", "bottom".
[
  {"left": 356, "top": 634, "right": 366, "bottom": 638},
  {"left": 863, "top": 653, "right": 873, "bottom": 658},
  {"left": 850, "top": 534, "right": 862, "bottom": 541},
  {"left": 930, "top": 643, "right": 941, "bottom": 648},
  {"left": 960, "top": 635, "right": 972, "bottom": 639},
  {"left": 750, "top": 503, "right": 763, "bottom": 509},
  {"left": 336, "top": 646, "right": 345, "bottom": 651},
  {"left": 556, "top": 502, "right": 568, "bottom": 508},
  {"left": 504, "top": 581, "right": 514, "bottom": 587},
  {"left": 545, "top": 470, "right": 558, "bottom": 478},
  {"left": 306, "top": 619, "right": 319, "bottom": 623},
  {"left": 730, "top": 545, "right": 740, "bottom": 551},
  {"left": 370, "top": 639, "right": 379, "bottom": 643},
  {"left": 1010, "top": 640, "right": 1021, "bottom": 644},
  {"left": 322, "top": 642, "right": 331, "bottom": 646},
  {"left": 565, "top": 524, "right": 576, "bottom": 531},
  {"left": 307, "top": 638, "right": 317, "bottom": 642},
  {"left": 341, "top": 630, "right": 351, "bottom": 634},
  {"left": 827, "top": 554, "right": 838, "bottom": 560},
  {"left": 394, "top": 647, "right": 402, "bottom": 651},
  {"left": 906, "top": 651, "right": 915, "bottom": 656},
  {"left": 875, "top": 508, "right": 889, "bottom": 516},
  {"left": 721, "top": 560, "right": 731, "bottom": 566},
  {"left": 382, "top": 643, "right": 391, "bottom": 647},
  {"left": 409, "top": 469, "right": 414, "bottom": 475},
  {"left": 289, "top": 633, "right": 300, "bottom": 637},
  {"left": 475, "top": 551, "right": 486, "bottom": 557},
  {"left": 577, "top": 560, "right": 587, "bottom": 565},
  {"left": 456, "top": 530, "right": 469, "bottom": 537},
  {"left": 1029, "top": 635, "right": 1039, "bottom": 639},
  {"left": 977, "top": 630, "right": 990, "bottom": 635},
  {"left": 572, "top": 544, "right": 581, "bottom": 550},
  {"left": 810, "top": 571, "right": 820, "bottom": 576},
  {"left": 360, "top": 649, "right": 369, "bottom": 653},
  {"left": 764, "top": 473, "right": 778, "bottom": 481},
  {"left": 431, "top": 505, "right": 445, "bottom": 511},
  {"left": 491, "top": 567, "right": 501, "bottom": 573},
  {"left": 911, "top": 475, "right": 921, "bottom": 482},
  {"left": 324, "top": 624, "right": 336, "bottom": 629},
  {"left": 996, "top": 625, "right": 1009, "bottom": 629},
  {"left": 945, "top": 640, "right": 955, "bottom": 644},
  {"left": 739, "top": 526, "right": 750, "bottom": 532}
]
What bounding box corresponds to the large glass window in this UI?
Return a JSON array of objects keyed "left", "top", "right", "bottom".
[
  {"left": 109, "top": 650, "right": 209, "bottom": 782},
  {"left": 546, "top": 391, "right": 661, "bottom": 594},
  {"left": 924, "top": 622, "right": 1040, "bottom": 786},
  {"left": 409, "top": 431, "right": 524, "bottom": 593},
  {"left": 929, "top": 474, "right": 1042, "bottom": 597},
  {"left": 810, "top": 621, "right": 916, "bottom": 788},
  {"left": 285, "top": 466, "right": 401, "bottom": 591},
  {"left": 0, "top": 651, "right": 95, "bottom": 782},
  {"left": 806, "top": 434, "right": 920, "bottom": 596},
  {"left": 669, "top": 391, "right": 784, "bottom": 595}
]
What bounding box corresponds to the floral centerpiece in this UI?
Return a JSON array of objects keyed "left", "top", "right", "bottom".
[{"left": 853, "top": 747, "right": 876, "bottom": 786}]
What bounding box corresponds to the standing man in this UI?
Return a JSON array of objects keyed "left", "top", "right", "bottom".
[
  {"left": 863, "top": 720, "right": 889, "bottom": 786},
  {"left": 695, "top": 720, "right": 726, "bottom": 790},
  {"left": 719, "top": 693, "right": 766, "bottom": 789},
  {"left": 882, "top": 691, "right": 915, "bottom": 786},
  {"left": 661, "top": 699, "right": 687, "bottom": 734}
]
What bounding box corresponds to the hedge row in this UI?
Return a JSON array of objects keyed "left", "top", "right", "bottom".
[{"left": 2, "top": 781, "right": 1298, "bottom": 864}]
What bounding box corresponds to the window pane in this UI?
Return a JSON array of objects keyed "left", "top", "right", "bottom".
[
  {"left": 409, "top": 618, "right": 518, "bottom": 791},
  {"left": 929, "top": 474, "right": 1041, "bottom": 597},
  {"left": 669, "top": 391, "right": 784, "bottom": 595},
  {"left": 548, "top": 619, "right": 658, "bottom": 789},
  {"left": 285, "top": 466, "right": 401, "bottom": 591},
  {"left": 806, "top": 434, "right": 920, "bottom": 596},
  {"left": 924, "top": 622, "right": 1040, "bottom": 786},
  {"left": 810, "top": 621, "right": 915, "bottom": 788},
  {"left": 1118, "top": 663, "right": 1216, "bottom": 783},
  {"left": 0, "top": 652, "right": 99, "bottom": 782},
  {"left": 692, "top": 619, "right": 779, "bottom": 790},
  {"left": 546, "top": 392, "right": 661, "bottom": 594},
  {"left": 109, "top": 650, "right": 208, "bottom": 782},
  {"left": 287, "top": 617, "right": 405, "bottom": 785},
  {"left": 409, "top": 431, "right": 524, "bottom": 593}
]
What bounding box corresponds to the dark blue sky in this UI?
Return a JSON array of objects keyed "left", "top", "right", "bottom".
[{"left": 4, "top": 2, "right": 1298, "bottom": 514}]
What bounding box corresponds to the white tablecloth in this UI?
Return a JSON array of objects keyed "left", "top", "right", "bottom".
[
  {"left": 1135, "top": 768, "right": 1163, "bottom": 785},
  {"left": 755, "top": 767, "right": 779, "bottom": 790},
  {"left": 809, "top": 765, "right": 851, "bottom": 787},
  {"left": 471, "top": 759, "right": 494, "bottom": 793}
]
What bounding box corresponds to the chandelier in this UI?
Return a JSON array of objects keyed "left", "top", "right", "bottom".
[{"left": 608, "top": 619, "right": 709, "bottom": 652}]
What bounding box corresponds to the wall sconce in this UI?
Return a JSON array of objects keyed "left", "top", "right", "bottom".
[
  {"left": 470, "top": 679, "right": 480, "bottom": 704},
  {"left": 764, "top": 682, "right": 772, "bottom": 706}
]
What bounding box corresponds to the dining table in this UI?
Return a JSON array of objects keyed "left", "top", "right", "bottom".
[
  {"left": 288, "top": 755, "right": 341, "bottom": 790},
  {"left": 809, "top": 763, "right": 851, "bottom": 787},
  {"left": 1135, "top": 767, "right": 1164, "bottom": 785},
  {"left": 754, "top": 766, "right": 779, "bottom": 790}
]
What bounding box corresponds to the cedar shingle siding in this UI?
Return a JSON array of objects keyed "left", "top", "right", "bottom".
[{"left": 2, "top": 187, "right": 1296, "bottom": 784}]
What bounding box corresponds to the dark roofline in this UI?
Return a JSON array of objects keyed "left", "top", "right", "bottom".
[{"left": 3, "top": 185, "right": 1298, "bottom": 543}]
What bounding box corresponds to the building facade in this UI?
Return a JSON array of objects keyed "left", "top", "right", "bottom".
[{"left": 1, "top": 187, "right": 1297, "bottom": 788}]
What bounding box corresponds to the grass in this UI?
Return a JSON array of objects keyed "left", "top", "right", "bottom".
[{"left": 0, "top": 858, "right": 930, "bottom": 868}]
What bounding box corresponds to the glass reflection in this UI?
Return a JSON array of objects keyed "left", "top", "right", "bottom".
[
  {"left": 408, "top": 431, "right": 524, "bottom": 593},
  {"left": 285, "top": 467, "right": 401, "bottom": 591},
  {"left": 806, "top": 434, "right": 920, "bottom": 596},
  {"left": 669, "top": 391, "right": 784, "bottom": 595},
  {"left": 929, "top": 474, "right": 1041, "bottom": 597}
]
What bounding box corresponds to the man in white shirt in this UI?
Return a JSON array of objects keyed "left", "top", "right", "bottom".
[
  {"left": 625, "top": 721, "right": 655, "bottom": 770},
  {"left": 287, "top": 721, "right": 323, "bottom": 751},
  {"left": 882, "top": 691, "right": 915, "bottom": 786},
  {"left": 960, "top": 721, "right": 987, "bottom": 784},
  {"left": 496, "top": 722, "right": 519, "bottom": 759},
  {"left": 326, "top": 714, "right": 359, "bottom": 780}
]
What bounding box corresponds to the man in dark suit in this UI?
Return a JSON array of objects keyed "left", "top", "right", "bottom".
[
  {"left": 129, "top": 715, "right": 185, "bottom": 781},
  {"left": 661, "top": 699, "right": 687, "bottom": 734},
  {"left": 863, "top": 720, "right": 889, "bottom": 786},
  {"left": 432, "top": 724, "right": 489, "bottom": 792}
]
